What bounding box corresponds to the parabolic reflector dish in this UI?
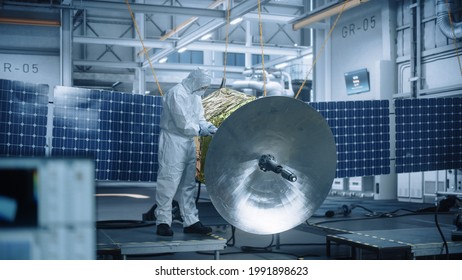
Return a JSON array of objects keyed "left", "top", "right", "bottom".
[{"left": 204, "top": 96, "right": 337, "bottom": 235}]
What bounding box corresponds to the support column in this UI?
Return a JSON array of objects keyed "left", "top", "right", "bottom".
[
  {"left": 409, "top": 0, "right": 422, "bottom": 98},
  {"left": 60, "top": 9, "right": 72, "bottom": 86},
  {"left": 245, "top": 20, "right": 252, "bottom": 68},
  {"left": 136, "top": 67, "right": 146, "bottom": 94},
  {"left": 133, "top": 0, "right": 146, "bottom": 94},
  {"left": 374, "top": 0, "right": 398, "bottom": 200}
]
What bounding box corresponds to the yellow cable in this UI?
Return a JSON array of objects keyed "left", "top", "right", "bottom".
[
  {"left": 295, "top": 0, "right": 349, "bottom": 99},
  {"left": 125, "top": 0, "right": 164, "bottom": 96},
  {"left": 445, "top": 0, "right": 462, "bottom": 76},
  {"left": 257, "top": 0, "right": 267, "bottom": 96},
  {"left": 222, "top": 0, "right": 231, "bottom": 84}
]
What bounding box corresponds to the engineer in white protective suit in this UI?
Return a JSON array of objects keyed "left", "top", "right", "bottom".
[{"left": 155, "top": 68, "right": 218, "bottom": 236}]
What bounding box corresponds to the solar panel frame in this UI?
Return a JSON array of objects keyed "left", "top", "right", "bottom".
[
  {"left": 0, "top": 79, "right": 49, "bottom": 157},
  {"left": 395, "top": 98, "right": 462, "bottom": 173},
  {"left": 5, "top": 78, "right": 461, "bottom": 182},
  {"left": 52, "top": 86, "right": 161, "bottom": 182},
  {"left": 310, "top": 100, "right": 391, "bottom": 178}
]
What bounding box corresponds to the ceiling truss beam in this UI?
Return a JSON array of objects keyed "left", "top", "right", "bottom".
[
  {"left": 71, "top": 0, "right": 225, "bottom": 18},
  {"left": 2, "top": 0, "right": 224, "bottom": 17},
  {"left": 73, "top": 35, "right": 307, "bottom": 56},
  {"left": 142, "top": 0, "right": 271, "bottom": 68}
]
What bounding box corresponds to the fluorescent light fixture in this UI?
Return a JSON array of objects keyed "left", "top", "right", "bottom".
[
  {"left": 178, "top": 47, "right": 188, "bottom": 53},
  {"left": 292, "top": 0, "right": 369, "bottom": 30},
  {"left": 230, "top": 17, "right": 243, "bottom": 25},
  {"left": 200, "top": 33, "right": 213, "bottom": 40},
  {"left": 160, "top": 0, "right": 225, "bottom": 41},
  {"left": 158, "top": 57, "right": 168, "bottom": 63},
  {"left": 275, "top": 62, "right": 289, "bottom": 69},
  {"left": 95, "top": 193, "right": 150, "bottom": 199},
  {"left": 111, "top": 81, "right": 122, "bottom": 88}
]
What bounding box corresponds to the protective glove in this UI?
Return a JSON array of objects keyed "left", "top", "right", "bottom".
[
  {"left": 208, "top": 124, "right": 218, "bottom": 135},
  {"left": 199, "top": 128, "right": 211, "bottom": 136},
  {"left": 199, "top": 124, "right": 218, "bottom": 136}
]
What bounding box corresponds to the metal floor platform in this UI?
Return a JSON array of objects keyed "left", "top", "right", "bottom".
[
  {"left": 307, "top": 200, "right": 462, "bottom": 259},
  {"left": 96, "top": 186, "right": 462, "bottom": 260},
  {"left": 97, "top": 223, "right": 227, "bottom": 260},
  {"left": 96, "top": 189, "right": 229, "bottom": 260},
  {"left": 325, "top": 227, "right": 462, "bottom": 259}
]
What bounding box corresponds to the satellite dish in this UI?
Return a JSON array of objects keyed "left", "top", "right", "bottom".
[{"left": 204, "top": 96, "right": 337, "bottom": 234}]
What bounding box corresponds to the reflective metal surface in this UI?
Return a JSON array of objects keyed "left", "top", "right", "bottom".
[{"left": 204, "top": 96, "right": 337, "bottom": 234}]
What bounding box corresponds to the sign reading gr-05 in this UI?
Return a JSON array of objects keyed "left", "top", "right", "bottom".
[
  {"left": 341, "top": 16, "right": 377, "bottom": 38},
  {"left": 2, "top": 62, "right": 39, "bottom": 74}
]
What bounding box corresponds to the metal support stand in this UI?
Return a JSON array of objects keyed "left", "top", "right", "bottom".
[
  {"left": 452, "top": 206, "right": 462, "bottom": 241},
  {"left": 275, "top": 233, "right": 281, "bottom": 250}
]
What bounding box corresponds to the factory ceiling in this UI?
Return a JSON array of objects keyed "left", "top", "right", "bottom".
[{"left": 0, "top": 0, "right": 311, "bottom": 93}]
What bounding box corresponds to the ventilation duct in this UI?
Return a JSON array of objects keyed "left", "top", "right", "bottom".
[{"left": 436, "top": 0, "right": 462, "bottom": 39}]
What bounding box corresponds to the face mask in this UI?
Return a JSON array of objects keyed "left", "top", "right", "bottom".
[{"left": 192, "top": 85, "right": 208, "bottom": 96}]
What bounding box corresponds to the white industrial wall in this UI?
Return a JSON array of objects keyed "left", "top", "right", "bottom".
[
  {"left": 0, "top": 23, "right": 61, "bottom": 92},
  {"left": 314, "top": 0, "right": 396, "bottom": 102},
  {"left": 314, "top": 0, "right": 461, "bottom": 100},
  {"left": 313, "top": 0, "right": 462, "bottom": 201},
  {"left": 396, "top": 0, "right": 462, "bottom": 97}
]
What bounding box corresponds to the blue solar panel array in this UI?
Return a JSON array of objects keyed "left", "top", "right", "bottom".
[
  {"left": 52, "top": 86, "right": 162, "bottom": 182},
  {"left": 395, "top": 98, "right": 462, "bottom": 173},
  {"left": 0, "top": 79, "right": 49, "bottom": 156},
  {"left": 310, "top": 100, "right": 391, "bottom": 178},
  {"left": 3, "top": 78, "right": 462, "bottom": 182}
]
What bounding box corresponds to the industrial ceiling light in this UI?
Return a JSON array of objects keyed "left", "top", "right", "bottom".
[
  {"left": 178, "top": 47, "right": 188, "bottom": 53},
  {"left": 275, "top": 62, "right": 289, "bottom": 69},
  {"left": 292, "top": 0, "right": 369, "bottom": 30},
  {"left": 200, "top": 33, "right": 213, "bottom": 40},
  {"left": 111, "top": 81, "right": 122, "bottom": 88},
  {"left": 158, "top": 57, "right": 168, "bottom": 63},
  {"left": 159, "top": 0, "right": 225, "bottom": 41},
  {"left": 230, "top": 17, "right": 243, "bottom": 25}
]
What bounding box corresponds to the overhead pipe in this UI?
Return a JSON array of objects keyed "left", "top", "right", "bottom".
[
  {"left": 231, "top": 80, "right": 293, "bottom": 97},
  {"left": 279, "top": 71, "right": 294, "bottom": 96},
  {"left": 231, "top": 70, "right": 294, "bottom": 97},
  {"left": 435, "top": 0, "right": 462, "bottom": 39}
]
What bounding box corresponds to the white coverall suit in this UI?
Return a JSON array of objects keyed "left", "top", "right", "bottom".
[{"left": 155, "top": 68, "right": 216, "bottom": 228}]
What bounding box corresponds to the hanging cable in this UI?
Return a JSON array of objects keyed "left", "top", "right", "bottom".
[
  {"left": 257, "top": 0, "right": 267, "bottom": 96},
  {"left": 294, "top": 0, "right": 349, "bottom": 99},
  {"left": 125, "top": 0, "right": 164, "bottom": 96},
  {"left": 445, "top": 0, "right": 462, "bottom": 76},
  {"left": 434, "top": 201, "right": 450, "bottom": 258}
]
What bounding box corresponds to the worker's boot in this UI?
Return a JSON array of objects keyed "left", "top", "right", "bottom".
[
  {"left": 156, "top": 223, "right": 173, "bottom": 236},
  {"left": 183, "top": 222, "right": 212, "bottom": 234}
]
